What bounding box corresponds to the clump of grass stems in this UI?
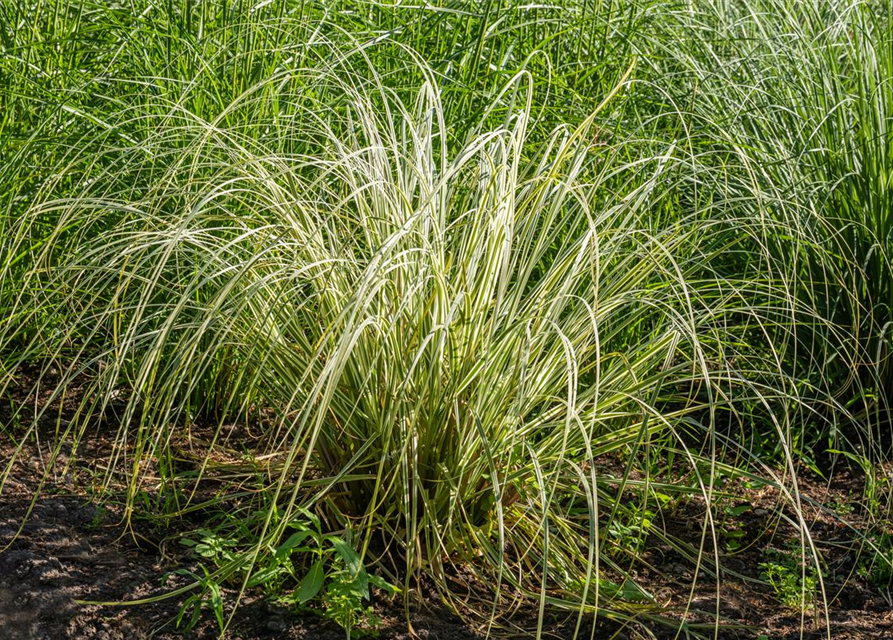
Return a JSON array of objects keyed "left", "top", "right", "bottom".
[{"left": 0, "top": 44, "right": 839, "bottom": 637}]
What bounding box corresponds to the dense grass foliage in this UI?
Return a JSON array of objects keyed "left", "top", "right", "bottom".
[
  {"left": 1, "top": 1, "right": 891, "bottom": 638},
  {"left": 640, "top": 0, "right": 893, "bottom": 447}
]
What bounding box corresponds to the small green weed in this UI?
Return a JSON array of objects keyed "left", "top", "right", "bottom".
[
  {"left": 856, "top": 532, "right": 893, "bottom": 589},
  {"left": 759, "top": 543, "right": 823, "bottom": 610},
  {"left": 180, "top": 528, "right": 240, "bottom": 564},
  {"left": 175, "top": 507, "right": 398, "bottom": 638},
  {"left": 828, "top": 497, "right": 855, "bottom": 517},
  {"left": 720, "top": 503, "right": 752, "bottom": 553}
]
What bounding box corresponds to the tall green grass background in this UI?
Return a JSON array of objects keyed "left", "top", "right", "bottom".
[{"left": 1, "top": 0, "right": 890, "bottom": 637}]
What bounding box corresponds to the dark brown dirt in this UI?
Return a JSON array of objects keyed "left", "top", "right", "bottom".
[{"left": 2, "top": 372, "right": 893, "bottom": 639}]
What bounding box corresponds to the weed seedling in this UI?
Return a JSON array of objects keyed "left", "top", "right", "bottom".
[{"left": 759, "top": 543, "right": 823, "bottom": 610}]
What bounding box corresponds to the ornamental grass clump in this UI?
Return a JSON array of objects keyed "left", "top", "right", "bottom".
[{"left": 0, "top": 53, "right": 828, "bottom": 634}]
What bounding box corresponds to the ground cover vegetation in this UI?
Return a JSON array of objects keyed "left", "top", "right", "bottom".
[{"left": 0, "top": 1, "right": 891, "bottom": 638}]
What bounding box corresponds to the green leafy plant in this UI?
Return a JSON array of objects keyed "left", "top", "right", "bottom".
[
  {"left": 319, "top": 540, "right": 395, "bottom": 637},
  {"left": 180, "top": 529, "right": 241, "bottom": 567},
  {"left": 857, "top": 532, "right": 893, "bottom": 589},
  {"left": 720, "top": 503, "right": 752, "bottom": 553},
  {"left": 759, "top": 544, "right": 823, "bottom": 610},
  {"left": 178, "top": 508, "right": 398, "bottom": 637}
]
